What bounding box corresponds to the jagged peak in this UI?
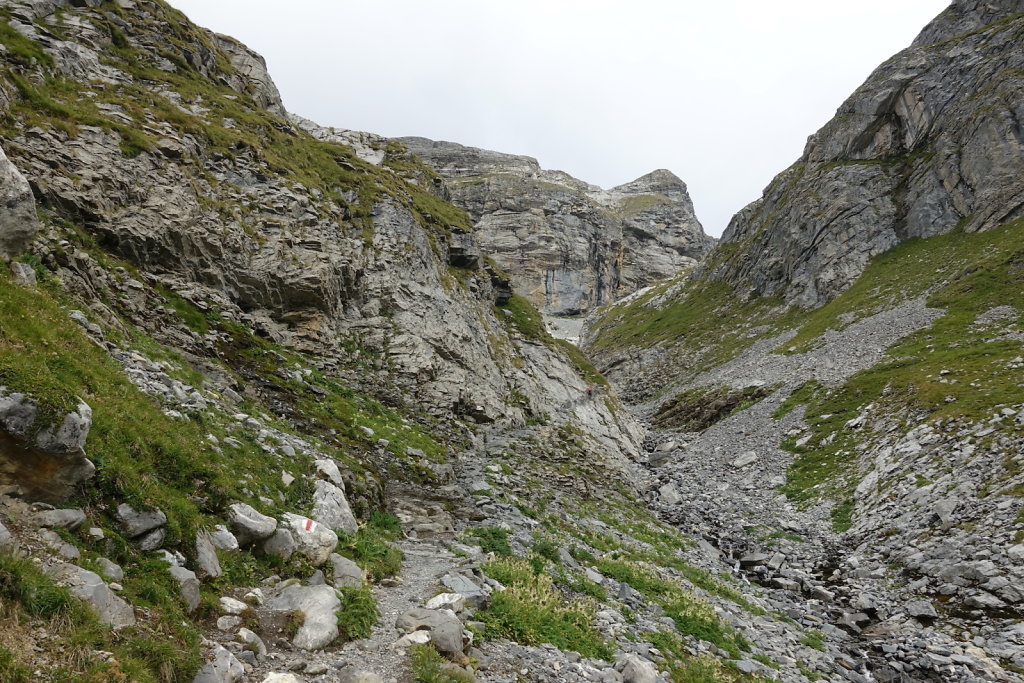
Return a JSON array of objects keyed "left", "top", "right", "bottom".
[
  {"left": 609, "top": 169, "right": 690, "bottom": 200},
  {"left": 397, "top": 137, "right": 541, "bottom": 178}
]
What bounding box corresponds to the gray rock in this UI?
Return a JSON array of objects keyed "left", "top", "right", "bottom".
[
  {"left": 260, "top": 527, "right": 298, "bottom": 560},
  {"left": 0, "top": 144, "right": 40, "bottom": 260},
  {"left": 265, "top": 583, "right": 341, "bottom": 650},
  {"left": 329, "top": 553, "right": 365, "bottom": 587},
  {"left": 115, "top": 503, "right": 166, "bottom": 537},
  {"left": 279, "top": 513, "right": 338, "bottom": 565},
  {"left": 192, "top": 645, "right": 244, "bottom": 683},
  {"left": 311, "top": 480, "right": 358, "bottom": 534},
  {"left": 43, "top": 561, "right": 136, "bottom": 628},
  {"left": 195, "top": 531, "right": 222, "bottom": 580},
  {"left": 35, "top": 508, "right": 87, "bottom": 530},
  {"left": 441, "top": 573, "right": 488, "bottom": 608},
  {"left": 906, "top": 599, "right": 938, "bottom": 619},
  {"left": 396, "top": 608, "right": 465, "bottom": 658},
  {"left": 237, "top": 627, "right": 267, "bottom": 657},
  {"left": 228, "top": 503, "right": 278, "bottom": 547},
  {"left": 617, "top": 654, "right": 661, "bottom": 683},
  {"left": 0, "top": 520, "right": 15, "bottom": 551},
  {"left": 168, "top": 565, "right": 200, "bottom": 612},
  {"left": 731, "top": 451, "right": 758, "bottom": 468},
  {"left": 657, "top": 482, "right": 683, "bottom": 505},
  {"left": 10, "top": 262, "right": 36, "bottom": 287},
  {"left": 95, "top": 557, "right": 124, "bottom": 582},
  {"left": 135, "top": 527, "right": 166, "bottom": 551},
  {"left": 210, "top": 524, "right": 240, "bottom": 552}
]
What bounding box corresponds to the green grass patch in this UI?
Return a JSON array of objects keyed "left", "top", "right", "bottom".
[
  {"left": 480, "top": 558, "right": 612, "bottom": 660},
  {"left": 467, "top": 527, "right": 512, "bottom": 556},
  {"left": 336, "top": 515, "right": 404, "bottom": 582},
  {"left": 336, "top": 584, "right": 379, "bottom": 641},
  {"left": 780, "top": 217, "right": 1024, "bottom": 527},
  {"left": 409, "top": 643, "right": 475, "bottom": 682}
]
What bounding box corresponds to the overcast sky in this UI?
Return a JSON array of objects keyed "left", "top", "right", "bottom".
[{"left": 169, "top": 0, "right": 949, "bottom": 237}]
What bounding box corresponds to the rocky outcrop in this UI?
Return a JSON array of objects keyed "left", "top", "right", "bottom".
[
  {"left": 0, "top": 391, "right": 95, "bottom": 502},
  {"left": 703, "top": 0, "right": 1024, "bottom": 307},
  {"left": 0, "top": 144, "right": 39, "bottom": 260},
  {"left": 0, "top": 0, "right": 644, "bottom": 463},
  {"left": 400, "top": 137, "right": 713, "bottom": 316}
]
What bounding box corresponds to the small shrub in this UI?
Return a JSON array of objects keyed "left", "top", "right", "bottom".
[
  {"left": 336, "top": 585, "right": 379, "bottom": 641},
  {"left": 531, "top": 537, "right": 561, "bottom": 564}
]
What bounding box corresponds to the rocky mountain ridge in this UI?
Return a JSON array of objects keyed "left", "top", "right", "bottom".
[
  {"left": 399, "top": 137, "right": 714, "bottom": 317},
  {"left": 700, "top": 0, "right": 1024, "bottom": 308}
]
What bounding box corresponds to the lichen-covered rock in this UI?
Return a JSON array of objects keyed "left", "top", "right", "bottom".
[{"left": 311, "top": 479, "right": 357, "bottom": 534}]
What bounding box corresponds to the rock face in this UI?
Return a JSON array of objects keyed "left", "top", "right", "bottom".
[
  {"left": 399, "top": 137, "right": 713, "bottom": 316},
  {"left": 702, "top": 0, "right": 1024, "bottom": 307}
]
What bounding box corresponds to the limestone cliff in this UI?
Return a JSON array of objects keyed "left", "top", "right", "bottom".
[
  {"left": 702, "top": 0, "right": 1024, "bottom": 307},
  {"left": 400, "top": 137, "right": 713, "bottom": 316},
  {"left": 0, "top": 0, "right": 642, "bottom": 462}
]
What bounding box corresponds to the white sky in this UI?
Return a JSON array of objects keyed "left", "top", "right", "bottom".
[{"left": 168, "top": 0, "right": 950, "bottom": 236}]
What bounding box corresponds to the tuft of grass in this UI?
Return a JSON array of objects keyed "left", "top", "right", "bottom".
[
  {"left": 467, "top": 527, "right": 512, "bottom": 557},
  {"left": 336, "top": 518, "right": 404, "bottom": 583},
  {"left": 409, "top": 643, "right": 475, "bottom": 682},
  {"left": 480, "top": 558, "right": 612, "bottom": 660},
  {"left": 531, "top": 536, "right": 561, "bottom": 564},
  {"left": 335, "top": 585, "right": 379, "bottom": 641}
]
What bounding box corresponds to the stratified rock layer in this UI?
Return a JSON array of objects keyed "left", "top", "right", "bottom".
[
  {"left": 704, "top": 0, "right": 1024, "bottom": 307},
  {"left": 400, "top": 137, "right": 714, "bottom": 316}
]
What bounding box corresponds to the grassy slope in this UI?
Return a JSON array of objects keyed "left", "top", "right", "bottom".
[{"left": 588, "top": 218, "right": 1024, "bottom": 528}]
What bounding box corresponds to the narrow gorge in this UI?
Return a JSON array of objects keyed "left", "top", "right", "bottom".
[{"left": 0, "top": 1, "right": 1021, "bottom": 683}]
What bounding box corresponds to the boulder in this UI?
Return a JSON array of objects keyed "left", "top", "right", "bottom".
[
  {"left": 35, "top": 508, "right": 87, "bottom": 530},
  {"left": 115, "top": 503, "right": 166, "bottom": 538},
  {"left": 193, "top": 645, "right": 244, "bottom": 683},
  {"left": 168, "top": 565, "right": 200, "bottom": 612},
  {"left": 657, "top": 482, "right": 683, "bottom": 506},
  {"left": 261, "top": 675, "right": 301, "bottom": 683},
  {"left": 396, "top": 608, "right": 465, "bottom": 658},
  {"left": 311, "top": 480, "right": 358, "bottom": 534},
  {"left": 329, "top": 553, "right": 365, "bottom": 587},
  {"left": 260, "top": 527, "right": 298, "bottom": 561},
  {"left": 195, "top": 531, "right": 222, "bottom": 580},
  {"left": 425, "top": 592, "right": 466, "bottom": 612},
  {"left": 135, "top": 527, "right": 166, "bottom": 551},
  {"left": 210, "top": 524, "right": 240, "bottom": 552},
  {"left": 906, "top": 599, "right": 938, "bottom": 619},
  {"left": 237, "top": 627, "right": 267, "bottom": 657},
  {"left": 281, "top": 513, "right": 338, "bottom": 565},
  {"left": 731, "top": 451, "right": 758, "bottom": 468},
  {"left": 0, "top": 144, "right": 39, "bottom": 260},
  {"left": 43, "top": 561, "right": 136, "bottom": 628},
  {"left": 265, "top": 583, "right": 341, "bottom": 650},
  {"left": 228, "top": 503, "right": 277, "bottom": 547},
  {"left": 617, "top": 654, "right": 661, "bottom": 683},
  {"left": 0, "top": 392, "right": 95, "bottom": 502}
]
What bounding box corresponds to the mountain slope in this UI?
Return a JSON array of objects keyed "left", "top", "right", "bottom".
[{"left": 701, "top": 0, "right": 1024, "bottom": 308}]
